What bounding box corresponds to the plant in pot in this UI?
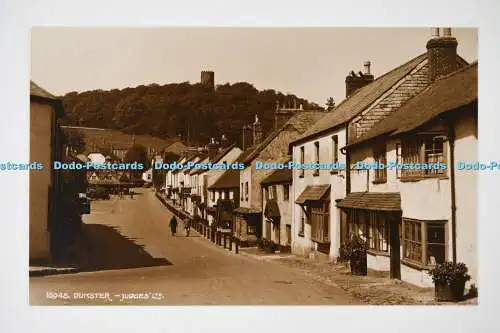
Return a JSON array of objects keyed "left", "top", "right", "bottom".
[
  {"left": 339, "top": 235, "right": 367, "bottom": 275},
  {"left": 428, "top": 261, "right": 471, "bottom": 302}
]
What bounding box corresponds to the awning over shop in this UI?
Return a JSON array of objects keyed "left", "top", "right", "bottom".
[
  {"left": 191, "top": 194, "right": 201, "bottom": 203},
  {"left": 295, "top": 185, "right": 330, "bottom": 205},
  {"left": 337, "top": 192, "right": 401, "bottom": 211},
  {"left": 233, "top": 206, "right": 262, "bottom": 214},
  {"left": 264, "top": 199, "right": 280, "bottom": 219}
]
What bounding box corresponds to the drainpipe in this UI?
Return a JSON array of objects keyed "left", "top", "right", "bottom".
[
  {"left": 447, "top": 119, "right": 457, "bottom": 263},
  {"left": 345, "top": 127, "right": 351, "bottom": 195}
]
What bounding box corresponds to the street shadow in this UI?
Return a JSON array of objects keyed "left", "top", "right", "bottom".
[{"left": 53, "top": 223, "right": 171, "bottom": 272}]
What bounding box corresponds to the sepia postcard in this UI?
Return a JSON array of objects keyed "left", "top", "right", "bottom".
[{"left": 28, "top": 27, "right": 478, "bottom": 305}]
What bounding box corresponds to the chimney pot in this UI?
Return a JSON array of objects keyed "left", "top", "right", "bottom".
[
  {"left": 442, "top": 28, "right": 452, "bottom": 37},
  {"left": 431, "top": 27, "right": 440, "bottom": 38}
]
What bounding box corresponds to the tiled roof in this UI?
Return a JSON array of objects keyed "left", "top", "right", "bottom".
[
  {"left": 337, "top": 192, "right": 401, "bottom": 211},
  {"left": 30, "top": 81, "right": 57, "bottom": 100},
  {"left": 290, "top": 53, "right": 428, "bottom": 145},
  {"left": 347, "top": 62, "right": 478, "bottom": 147},
  {"left": 211, "top": 144, "right": 237, "bottom": 163},
  {"left": 241, "top": 111, "right": 326, "bottom": 164},
  {"left": 295, "top": 185, "right": 331, "bottom": 204},
  {"left": 208, "top": 169, "right": 240, "bottom": 189},
  {"left": 261, "top": 168, "right": 292, "bottom": 185}
]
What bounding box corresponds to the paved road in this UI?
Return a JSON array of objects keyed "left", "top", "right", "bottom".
[{"left": 30, "top": 188, "right": 363, "bottom": 305}]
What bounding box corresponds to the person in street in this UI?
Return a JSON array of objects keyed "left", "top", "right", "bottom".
[
  {"left": 184, "top": 218, "right": 191, "bottom": 237},
  {"left": 169, "top": 216, "right": 178, "bottom": 236},
  {"left": 130, "top": 189, "right": 134, "bottom": 199}
]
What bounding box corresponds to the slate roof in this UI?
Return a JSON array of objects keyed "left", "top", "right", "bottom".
[
  {"left": 347, "top": 62, "right": 478, "bottom": 148},
  {"left": 261, "top": 168, "right": 292, "bottom": 185},
  {"left": 290, "top": 53, "right": 428, "bottom": 145},
  {"left": 30, "top": 81, "right": 57, "bottom": 100},
  {"left": 211, "top": 144, "right": 237, "bottom": 163},
  {"left": 30, "top": 80, "right": 64, "bottom": 116},
  {"left": 208, "top": 169, "right": 240, "bottom": 189},
  {"left": 337, "top": 192, "right": 401, "bottom": 211},
  {"left": 241, "top": 111, "right": 326, "bottom": 164},
  {"left": 295, "top": 185, "right": 331, "bottom": 204}
]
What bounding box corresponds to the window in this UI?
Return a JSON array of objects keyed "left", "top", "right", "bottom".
[
  {"left": 313, "top": 142, "right": 320, "bottom": 176},
  {"left": 245, "top": 181, "right": 249, "bottom": 201},
  {"left": 373, "top": 145, "right": 387, "bottom": 183},
  {"left": 310, "top": 201, "right": 329, "bottom": 243},
  {"left": 331, "top": 135, "right": 339, "bottom": 174},
  {"left": 349, "top": 210, "right": 389, "bottom": 252},
  {"left": 283, "top": 184, "right": 289, "bottom": 201},
  {"left": 403, "top": 218, "right": 447, "bottom": 267},
  {"left": 401, "top": 136, "right": 446, "bottom": 179},
  {"left": 224, "top": 191, "right": 229, "bottom": 199},
  {"left": 248, "top": 224, "right": 256, "bottom": 234},
  {"left": 299, "top": 146, "right": 305, "bottom": 178},
  {"left": 240, "top": 183, "right": 244, "bottom": 200},
  {"left": 271, "top": 185, "right": 277, "bottom": 200},
  {"left": 368, "top": 213, "right": 389, "bottom": 252}
]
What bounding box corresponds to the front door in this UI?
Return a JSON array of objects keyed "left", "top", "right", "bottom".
[{"left": 390, "top": 214, "right": 401, "bottom": 279}]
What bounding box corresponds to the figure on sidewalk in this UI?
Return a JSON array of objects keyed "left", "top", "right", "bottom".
[
  {"left": 130, "top": 189, "right": 134, "bottom": 199},
  {"left": 169, "top": 216, "right": 178, "bottom": 236},
  {"left": 184, "top": 217, "right": 191, "bottom": 237}
]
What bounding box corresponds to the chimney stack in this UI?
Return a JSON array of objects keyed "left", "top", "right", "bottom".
[
  {"left": 220, "top": 133, "right": 230, "bottom": 148},
  {"left": 242, "top": 124, "right": 252, "bottom": 150},
  {"left": 253, "top": 114, "right": 262, "bottom": 146},
  {"left": 207, "top": 137, "right": 219, "bottom": 161},
  {"left": 345, "top": 62, "right": 374, "bottom": 98},
  {"left": 426, "top": 27, "right": 458, "bottom": 83},
  {"left": 363, "top": 61, "right": 371, "bottom": 75}
]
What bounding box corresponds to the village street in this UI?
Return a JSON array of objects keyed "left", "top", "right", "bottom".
[{"left": 29, "top": 188, "right": 363, "bottom": 305}]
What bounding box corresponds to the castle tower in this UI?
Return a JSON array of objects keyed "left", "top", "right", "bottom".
[{"left": 201, "top": 70, "right": 215, "bottom": 89}]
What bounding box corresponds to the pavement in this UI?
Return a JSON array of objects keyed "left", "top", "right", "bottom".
[{"left": 29, "top": 188, "right": 363, "bottom": 305}]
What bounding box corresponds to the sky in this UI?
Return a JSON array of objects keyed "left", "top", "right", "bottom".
[{"left": 31, "top": 27, "right": 477, "bottom": 106}]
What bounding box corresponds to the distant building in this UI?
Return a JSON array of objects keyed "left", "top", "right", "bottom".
[{"left": 200, "top": 70, "right": 215, "bottom": 89}]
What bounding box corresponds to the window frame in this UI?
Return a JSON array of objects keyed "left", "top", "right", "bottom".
[
  {"left": 283, "top": 184, "right": 290, "bottom": 201},
  {"left": 299, "top": 146, "right": 305, "bottom": 178},
  {"left": 373, "top": 144, "right": 387, "bottom": 184},
  {"left": 331, "top": 135, "right": 339, "bottom": 175},
  {"left": 313, "top": 141, "right": 320, "bottom": 176},
  {"left": 400, "top": 135, "right": 448, "bottom": 181},
  {"left": 402, "top": 218, "right": 448, "bottom": 269},
  {"left": 244, "top": 181, "right": 249, "bottom": 201}
]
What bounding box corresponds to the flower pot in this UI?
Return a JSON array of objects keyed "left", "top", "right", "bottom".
[
  {"left": 435, "top": 280, "right": 466, "bottom": 302},
  {"left": 350, "top": 254, "right": 367, "bottom": 276}
]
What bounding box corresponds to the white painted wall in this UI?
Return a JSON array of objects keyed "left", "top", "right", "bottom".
[{"left": 291, "top": 127, "right": 347, "bottom": 260}]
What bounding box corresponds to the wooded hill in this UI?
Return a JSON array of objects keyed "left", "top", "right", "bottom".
[{"left": 61, "top": 82, "right": 324, "bottom": 146}]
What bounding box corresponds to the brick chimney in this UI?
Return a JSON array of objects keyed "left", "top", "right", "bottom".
[
  {"left": 207, "top": 138, "right": 219, "bottom": 161},
  {"left": 345, "top": 61, "right": 374, "bottom": 97},
  {"left": 253, "top": 114, "right": 262, "bottom": 145},
  {"left": 242, "top": 124, "right": 252, "bottom": 150},
  {"left": 426, "top": 27, "right": 458, "bottom": 83},
  {"left": 274, "top": 100, "right": 303, "bottom": 130}
]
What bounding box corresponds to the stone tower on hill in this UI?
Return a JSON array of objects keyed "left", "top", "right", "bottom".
[{"left": 200, "top": 70, "right": 215, "bottom": 89}]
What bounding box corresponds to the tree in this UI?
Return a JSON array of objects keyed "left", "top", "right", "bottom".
[
  {"left": 326, "top": 97, "right": 336, "bottom": 111},
  {"left": 61, "top": 129, "right": 86, "bottom": 154},
  {"left": 124, "top": 144, "right": 149, "bottom": 177}
]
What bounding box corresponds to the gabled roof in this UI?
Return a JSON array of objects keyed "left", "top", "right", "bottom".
[
  {"left": 241, "top": 111, "right": 325, "bottom": 164},
  {"left": 30, "top": 80, "right": 64, "bottom": 116},
  {"left": 290, "top": 53, "right": 429, "bottom": 145},
  {"left": 347, "top": 62, "right": 478, "bottom": 148},
  {"left": 208, "top": 169, "right": 240, "bottom": 190},
  {"left": 211, "top": 143, "right": 237, "bottom": 163},
  {"left": 30, "top": 81, "right": 57, "bottom": 100}
]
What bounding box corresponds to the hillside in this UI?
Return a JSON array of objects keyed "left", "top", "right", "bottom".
[{"left": 61, "top": 81, "right": 323, "bottom": 147}]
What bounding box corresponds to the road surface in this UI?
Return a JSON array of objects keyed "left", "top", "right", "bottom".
[{"left": 30, "top": 188, "right": 363, "bottom": 305}]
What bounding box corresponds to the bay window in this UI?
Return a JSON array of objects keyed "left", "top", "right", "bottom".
[{"left": 402, "top": 218, "right": 447, "bottom": 267}]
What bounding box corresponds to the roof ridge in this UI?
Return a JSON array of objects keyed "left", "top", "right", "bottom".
[{"left": 434, "top": 61, "right": 478, "bottom": 82}]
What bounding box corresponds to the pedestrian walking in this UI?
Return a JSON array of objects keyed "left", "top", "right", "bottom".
[
  {"left": 130, "top": 189, "right": 134, "bottom": 199},
  {"left": 169, "top": 216, "right": 178, "bottom": 236},
  {"left": 184, "top": 217, "right": 191, "bottom": 237}
]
